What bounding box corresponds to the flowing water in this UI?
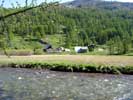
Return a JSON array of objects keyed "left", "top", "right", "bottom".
[{"left": 0, "top": 68, "right": 132, "bottom": 100}]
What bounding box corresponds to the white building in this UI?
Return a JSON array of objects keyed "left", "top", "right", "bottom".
[{"left": 74, "top": 46, "right": 88, "bottom": 53}]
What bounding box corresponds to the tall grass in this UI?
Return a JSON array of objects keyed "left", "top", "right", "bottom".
[{"left": 0, "top": 61, "right": 132, "bottom": 74}]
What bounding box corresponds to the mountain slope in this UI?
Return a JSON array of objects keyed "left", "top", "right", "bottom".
[{"left": 64, "top": 0, "right": 133, "bottom": 9}]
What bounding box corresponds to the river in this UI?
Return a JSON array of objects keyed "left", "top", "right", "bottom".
[{"left": 0, "top": 68, "right": 132, "bottom": 100}]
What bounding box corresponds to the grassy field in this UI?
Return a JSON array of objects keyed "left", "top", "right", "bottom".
[
  {"left": 0, "top": 55, "right": 133, "bottom": 74},
  {"left": 0, "top": 55, "right": 133, "bottom": 66}
]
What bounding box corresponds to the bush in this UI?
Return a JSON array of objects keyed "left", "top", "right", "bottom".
[{"left": 33, "top": 49, "right": 44, "bottom": 55}]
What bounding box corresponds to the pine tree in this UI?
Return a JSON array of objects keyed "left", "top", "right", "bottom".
[{"left": 107, "top": 39, "right": 115, "bottom": 55}]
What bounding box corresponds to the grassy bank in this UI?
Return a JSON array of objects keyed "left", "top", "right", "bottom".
[
  {"left": 0, "top": 62, "right": 133, "bottom": 74},
  {"left": 0, "top": 55, "right": 133, "bottom": 74}
]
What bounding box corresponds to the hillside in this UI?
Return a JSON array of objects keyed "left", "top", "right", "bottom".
[
  {"left": 0, "top": 2, "right": 133, "bottom": 55},
  {"left": 64, "top": 0, "right": 133, "bottom": 10}
]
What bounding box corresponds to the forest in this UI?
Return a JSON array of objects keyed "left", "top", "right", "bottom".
[{"left": 0, "top": 3, "right": 133, "bottom": 55}]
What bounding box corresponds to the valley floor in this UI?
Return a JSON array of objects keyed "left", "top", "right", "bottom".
[{"left": 0, "top": 55, "right": 133, "bottom": 66}]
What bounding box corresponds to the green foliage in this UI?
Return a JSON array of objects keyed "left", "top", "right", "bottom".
[
  {"left": 7, "top": 49, "right": 33, "bottom": 56},
  {"left": 0, "top": 6, "right": 133, "bottom": 54},
  {"left": 0, "top": 40, "right": 4, "bottom": 49},
  {"left": 0, "top": 61, "right": 132, "bottom": 74},
  {"left": 107, "top": 39, "right": 114, "bottom": 55},
  {"left": 107, "top": 35, "right": 132, "bottom": 55},
  {"left": 115, "top": 36, "right": 124, "bottom": 54}
]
